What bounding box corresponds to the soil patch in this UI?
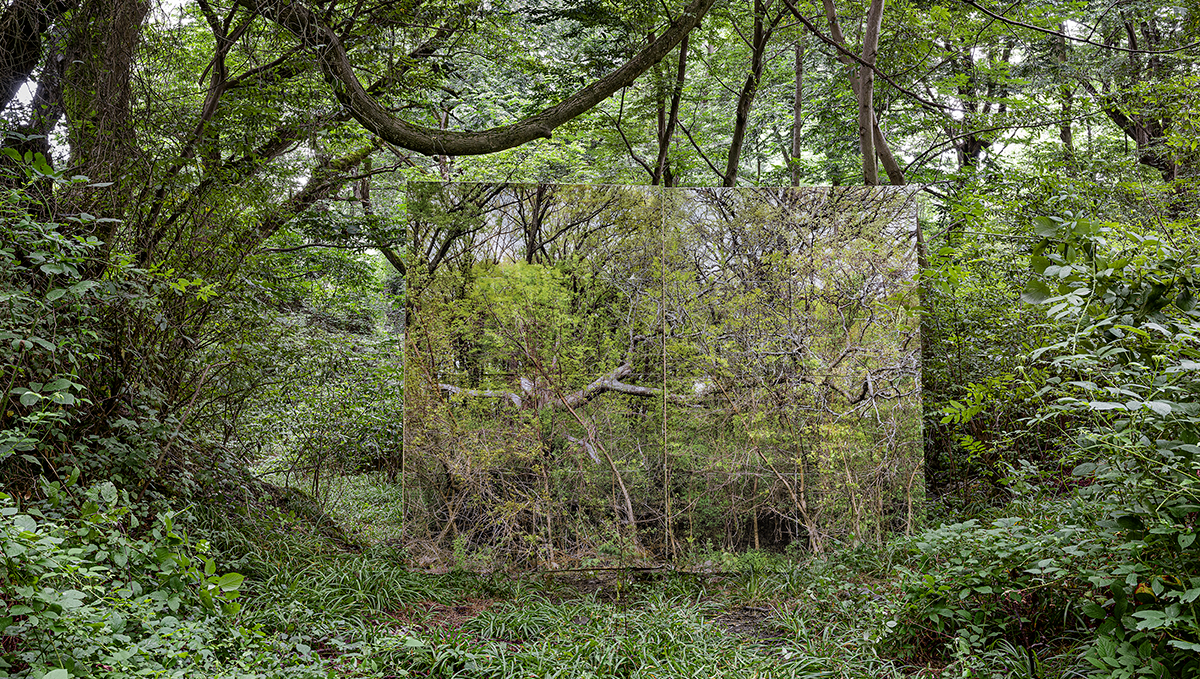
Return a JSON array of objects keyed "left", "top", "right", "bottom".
[
  {"left": 714, "top": 604, "right": 789, "bottom": 645},
  {"left": 387, "top": 597, "right": 497, "bottom": 629}
]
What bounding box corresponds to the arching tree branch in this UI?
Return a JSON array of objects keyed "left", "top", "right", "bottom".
[{"left": 239, "top": 0, "right": 719, "bottom": 156}]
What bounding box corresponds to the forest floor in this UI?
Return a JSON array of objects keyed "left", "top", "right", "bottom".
[{"left": 225, "top": 471, "right": 912, "bottom": 678}]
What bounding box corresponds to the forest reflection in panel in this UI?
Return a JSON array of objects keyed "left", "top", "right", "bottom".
[{"left": 404, "top": 183, "right": 920, "bottom": 562}]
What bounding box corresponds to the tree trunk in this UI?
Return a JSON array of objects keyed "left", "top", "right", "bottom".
[
  {"left": 791, "top": 37, "right": 804, "bottom": 187},
  {"left": 858, "top": 0, "right": 885, "bottom": 185},
  {"left": 816, "top": 0, "right": 904, "bottom": 186},
  {"left": 249, "top": 0, "right": 719, "bottom": 157},
  {"left": 873, "top": 123, "right": 905, "bottom": 185},
  {"left": 60, "top": 0, "right": 150, "bottom": 243},
  {"left": 1056, "top": 25, "right": 1074, "bottom": 163},
  {"left": 724, "top": 0, "right": 780, "bottom": 187},
  {"left": 654, "top": 34, "right": 688, "bottom": 186},
  {"left": 0, "top": 0, "right": 75, "bottom": 114}
]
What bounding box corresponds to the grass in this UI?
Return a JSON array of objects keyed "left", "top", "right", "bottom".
[
  {"left": 253, "top": 468, "right": 409, "bottom": 546},
  {"left": 191, "top": 483, "right": 911, "bottom": 678},
  {"left": 383, "top": 592, "right": 830, "bottom": 679},
  {"left": 209, "top": 470, "right": 1102, "bottom": 679}
]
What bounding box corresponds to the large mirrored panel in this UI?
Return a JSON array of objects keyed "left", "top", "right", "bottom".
[{"left": 403, "top": 182, "right": 920, "bottom": 563}]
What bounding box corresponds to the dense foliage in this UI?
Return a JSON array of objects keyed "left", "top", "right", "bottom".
[{"left": 2, "top": 0, "right": 1200, "bottom": 676}]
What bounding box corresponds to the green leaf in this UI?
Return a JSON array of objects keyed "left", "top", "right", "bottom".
[
  {"left": 1088, "top": 401, "right": 1126, "bottom": 411},
  {"left": 197, "top": 587, "right": 214, "bottom": 610},
  {"left": 1112, "top": 583, "right": 1128, "bottom": 618},
  {"left": 45, "top": 288, "right": 66, "bottom": 302},
  {"left": 1115, "top": 514, "right": 1144, "bottom": 531},
  {"left": 1144, "top": 401, "right": 1172, "bottom": 416},
  {"left": 1179, "top": 533, "right": 1196, "bottom": 549},
  {"left": 1033, "top": 216, "right": 1060, "bottom": 238},
  {"left": 1021, "top": 279, "right": 1054, "bottom": 304},
  {"left": 1177, "top": 290, "right": 1196, "bottom": 312},
  {"left": 29, "top": 337, "right": 55, "bottom": 352},
  {"left": 19, "top": 391, "right": 41, "bottom": 406},
  {"left": 12, "top": 514, "right": 37, "bottom": 533},
  {"left": 1169, "top": 360, "right": 1200, "bottom": 373},
  {"left": 58, "top": 590, "right": 85, "bottom": 610},
  {"left": 1132, "top": 610, "right": 1168, "bottom": 630},
  {"left": 1071, "top": 219, "right": 1098, "bottom": 236},
  {"left": 1082, "top": 602, "right": 1108, "bottom": 619},
  {"left": 217, "top": 572, "right": 244, "bottom": 592},
  {"left": 1072, "top": 462, "right": 1097, "bottom": 476},
  {"left": 43, "top": 379, "right": 71, "bottom": 392},
  {"left": 50, "top": 392, "right": 75, "bottom": 405},
  {"left": 42, "top": 669, "right": 70, "bottom": 679}
]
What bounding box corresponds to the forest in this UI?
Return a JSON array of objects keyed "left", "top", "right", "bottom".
[{"left": 0, "top": 0, "right": 1197, "bottom": 677}]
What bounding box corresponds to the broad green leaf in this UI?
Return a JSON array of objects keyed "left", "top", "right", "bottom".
[
  {"left": 1112, "top": 583, "right": 1128, "bottom": 618},
  {"left": 1132, "top": 610, "right": 1168, "bottom": 630},
  {"left": 1115, "top": 514, "right": 1144, "bottom": 531},
  {"left": 1021, "top": 279, "right": 1054, "bottom": 304},
  {"left": 1177, "top": 290, "right": 1196, "bottom": 311},
  {"left": 217, "top": 572, "right": 244, "bottom": 592},
  {"left": 1168, "top": 360, "right": 1200, "bottom": 373},
  {"left": 1033, "top": 216, "right": 1060, "bottom": 238},
  {"left": 59, "top": 590, "right": 85, "bottom": 610},
  {"left": 50, "top": 392, "right": 75, "bottom": 405},
  {"left": 1144, "top": 401, "right": 1173, "bottom": 416},
  {"left": 12, "top": 514, "right": 37, "bottom": 533}
]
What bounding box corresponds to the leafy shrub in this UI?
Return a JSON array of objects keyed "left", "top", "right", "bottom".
[
  {"left": 889, "top": 210, "right": 1200, "bottom": 676},
  {"left": 0, "top": 481, "right": 326, "bottom": 678},
  {"left": 0, "top": 172, "right": 104, "bottom": 486},
  {"left": 884, "top": 515, "right": 1089, "bottom": 668},
  {"left": 1021, "top": 211, "right": 1200, "bottom": 676}
]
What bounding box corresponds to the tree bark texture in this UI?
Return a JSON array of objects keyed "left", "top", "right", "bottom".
[{"left": 60, "top": 0, "right": 150, "bottom": 238}]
